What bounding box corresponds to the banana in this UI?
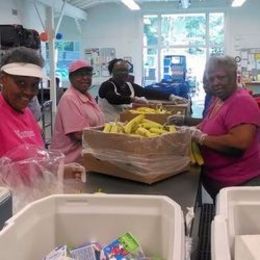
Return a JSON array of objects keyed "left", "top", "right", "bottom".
[
  {"left": 103, "top": 123, "right": 112, "bottom": 133},
  {"left": 149, "top": 127, "right": 168, "bottom": 134},
  {"left": 135, "top": 127, "right": 155, "bottom": 137},
  {"left": 167, "top": 125, "right": 177, "bottom": 133},
  {"left": 124, "top": 114, "right": 145, "bottom": 134},
  {"left": 142, "top": 119, "right": 163, "bottom": 128},
  {"left": 110, "top": 123, "right": 119, "bottom": 133},
  {"left": 191, "top": 142, "right": 204, "bottom": 166},
  {"left": 189, "top": 143, "right": 196, "bottom": 165},
  {"left": 129, "top": 109, "right": 141, "bottom": 114}
]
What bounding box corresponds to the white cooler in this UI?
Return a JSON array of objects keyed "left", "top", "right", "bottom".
[
  {"left": 0, "top": 187, "right": 12, "bottom": 231},
  {"left": 211, "top": 187, "right": 260, "bottom": 260},
  {"left": 0, "top": 194, "right": 185, "bottom": 260}
]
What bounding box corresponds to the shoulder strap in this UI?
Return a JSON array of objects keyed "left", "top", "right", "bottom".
[
  {"left": 125, "top": 82, "right": 135, "bottom": 98},
  {"left": 108, "top": 81, "right": 120, "bottom": 96}
]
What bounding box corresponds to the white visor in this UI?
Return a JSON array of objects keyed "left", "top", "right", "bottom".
[{"left": 0, "top": 63, "right": 47, "bottom": 79}]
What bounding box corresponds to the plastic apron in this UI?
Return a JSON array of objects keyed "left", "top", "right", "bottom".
[{"left": 99, "top": 81, "right": 135, "bottom": 123}]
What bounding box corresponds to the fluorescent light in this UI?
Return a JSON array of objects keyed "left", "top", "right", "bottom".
[
  {"left": 232, "top": 0, "right": 246, "bottom": 7},
  {"left": 121, "top": 0, "right": 140, "bottom": 10}
]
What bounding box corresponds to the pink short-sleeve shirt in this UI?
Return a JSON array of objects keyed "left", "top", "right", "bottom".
[
  {"left": 200, "top": 88, "right": 260, "bottom": 185},
  {"left": 0, "top": 93, "right": 44, "bottom": 159},
  {"left": 51, "top": 87, "right": 104, "bottom": 163}
]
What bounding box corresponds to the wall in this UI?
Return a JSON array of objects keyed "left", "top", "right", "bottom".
[
  {"left": 57, "top": 16, "right": 83, "bottom": 41},
  {"left": 0, "top": 0, "right": 23, "bottom": 24},
  {"left": 225, "top": 0, "right": 260, "bottom": 57},
  {"left": 82, "top": 3, "right": 143, "bottom": 85},
  {"left": 1, "top": 0, "right": 259, "bottom": 85},
  {"left": 82, "top": 0, "right": 260, "bottom": 85}
]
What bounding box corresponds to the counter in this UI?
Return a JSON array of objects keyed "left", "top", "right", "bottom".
[
  {"left": 245, "top": 81, "right": 260, "bottom": 95},
  {"left": 83, "top": 166, "right": 201, "bottom": 213}
]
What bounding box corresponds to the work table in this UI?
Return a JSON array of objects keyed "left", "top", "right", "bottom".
[{"left": 83, "top": 166, "right": 201, "bottom": 213}]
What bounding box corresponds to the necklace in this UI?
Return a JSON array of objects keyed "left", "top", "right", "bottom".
[{"left": 207, "top": 98, "right": 224, "bottom": 119}]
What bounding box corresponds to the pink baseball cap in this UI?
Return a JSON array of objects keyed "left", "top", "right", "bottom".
[{"left": 68, "top": 59, "right": 93, "bottom": 74}]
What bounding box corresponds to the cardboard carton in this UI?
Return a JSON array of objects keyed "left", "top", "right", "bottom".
[
  {"left": 132, "top": 100, "right": 190, "bottom": 115},
  {"left": 120, "top": 101, "right": 190, "bottom": 124},
  {"left": 82, "top": 128, "right": 190, "bottom": 184}
]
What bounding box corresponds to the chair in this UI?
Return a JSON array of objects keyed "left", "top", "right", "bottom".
[{"left": 41, "top": 100, "right": 53, "bottom": 148}]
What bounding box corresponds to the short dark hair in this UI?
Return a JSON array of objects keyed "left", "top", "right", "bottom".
[
  {"left": 0, "top": 47, "right": 44, "bottom": 68},
  {"left": 107, "top": 58, "right": 124, "bottom": 74}
]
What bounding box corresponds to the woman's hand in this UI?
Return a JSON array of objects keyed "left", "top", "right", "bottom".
[
  {"left": 180, "top": 126, "right": 208, "bottom": 145},
  {"left": 132, "top": 96, "right": 148, "bottom": 104},
  {"left": 64, "top": 163, "right": 86, "bottom": 182},
  {"left": 167, "top": 114, "right": 185, "bottom": 125},
  {"left": 169, "top": 94, "right": 189, "bottom": 104}
]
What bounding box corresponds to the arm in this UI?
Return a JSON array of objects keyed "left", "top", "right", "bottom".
[
  {"left": 185, "top": 117, "right": 202, "bottom": 126},
  {"left": 58, "top": 95, "right": 90, "bottom": 142},
  {"left": 99, "top": 81, "right": 132, "bottom": 105},
  {"left": 133, "top": 83, "right": 170, "bottom": 100},
  {"left": 203, "top": 124, "right": 256, "bottom": 154},
  {"left": 69, "top": 131, "right": 82, "bottom": 143}
]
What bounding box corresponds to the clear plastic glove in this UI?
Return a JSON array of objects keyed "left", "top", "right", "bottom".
[
  {"left": 180, "top": 126, "right": 207, "bottom": 145},
  {"left": 64, "top": 163, "right": 86, "bottom": 183},
  {"left": 167, "top": 113, "right": 185, "bottom": 126},
  {"left": 132, "top": 96, "right": 149, "bottom": 104},
  {"left": 169, "top": 94, "right": 189, "bottom": 104}
]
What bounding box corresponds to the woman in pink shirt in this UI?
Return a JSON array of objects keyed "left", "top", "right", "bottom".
[
  {"left": 0, "top": 47, "right": 85, "bottom": 182},
  {"left": 51, "top": 60, "right": 105, "bottom": 164},
  {"left": 0, "top": 47, "right": 45, "bottom": 158},
  {"left": 188, "top": 56, "right": 260, "bottom": 199}
]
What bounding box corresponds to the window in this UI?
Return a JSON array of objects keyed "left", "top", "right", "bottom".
[
  {"left": 142, "top": 12, "right": 225, "bottom": 86},
  {"left": 143, "top": 15, "right": 159, "bottom": 47},
  {"left": 43, "top": 40, "right": 80, "bottom": 84},
  {"left": 55, "top": 41, "right": 80, "bottom": 82},
  {"left": 161, "top": 14, "right": 206, "bottom": 46},
  {"left": 209, "top": 13, "right": 224, "bottom": 56}
]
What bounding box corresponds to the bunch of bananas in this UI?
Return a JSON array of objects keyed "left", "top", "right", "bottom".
[
  {"left": 190, "top": 142, "right": 204, "bottom": 166},
  {"left": 103, "top": 114, "right": 177, "bottom": 137},
  {"left": 129, "top": 105, "right": 171, "bottom": 115}
]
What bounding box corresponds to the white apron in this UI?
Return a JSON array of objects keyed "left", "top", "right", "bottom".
[{"left": 99, "top": 81, "right": 135, "bottom": 123}]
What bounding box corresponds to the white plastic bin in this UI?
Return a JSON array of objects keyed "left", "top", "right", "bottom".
[
  {"left": 0, "top": 194, "right": 185, "bottom": 260},
  {"left": 211, "top": 187, "right": 260, "bottom": 260},
  {"left": 0, "top": 187, "right": 12, "bottom": 230}
]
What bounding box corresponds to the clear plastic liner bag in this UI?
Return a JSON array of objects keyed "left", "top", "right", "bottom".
[
  {"left": 82, "top": 128, "right": 191, "bottom": 176},
  {"left": 0, "top": 144, "right": 83, "bottom": 212}
]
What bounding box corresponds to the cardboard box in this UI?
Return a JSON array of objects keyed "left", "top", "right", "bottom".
[
  {"left": 83, "top": 153, "right": 189, "bottom": 184},
  {"left": 82, "top": 128, "right": 190, "bottom": 184},
  {"left": 120, "top": 101, "right": 190, "bottom": 124},
  {"left": 132, "top": 100, "right": 190, "bottom": 115}
]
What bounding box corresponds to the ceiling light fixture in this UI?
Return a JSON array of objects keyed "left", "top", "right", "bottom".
[
  {"left": 231, "top": 0, "right": 246, "bottom": 7},
  {"left": 179, "top": 0, "right": 191, "bottom": 9},
  {"left": 121, "top": 0, "right": 141, "bottom": 10}
]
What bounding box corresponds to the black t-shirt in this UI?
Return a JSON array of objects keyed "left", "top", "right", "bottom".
[{"left": 98, "top": 78, "right": 170, "bottom": 105}]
